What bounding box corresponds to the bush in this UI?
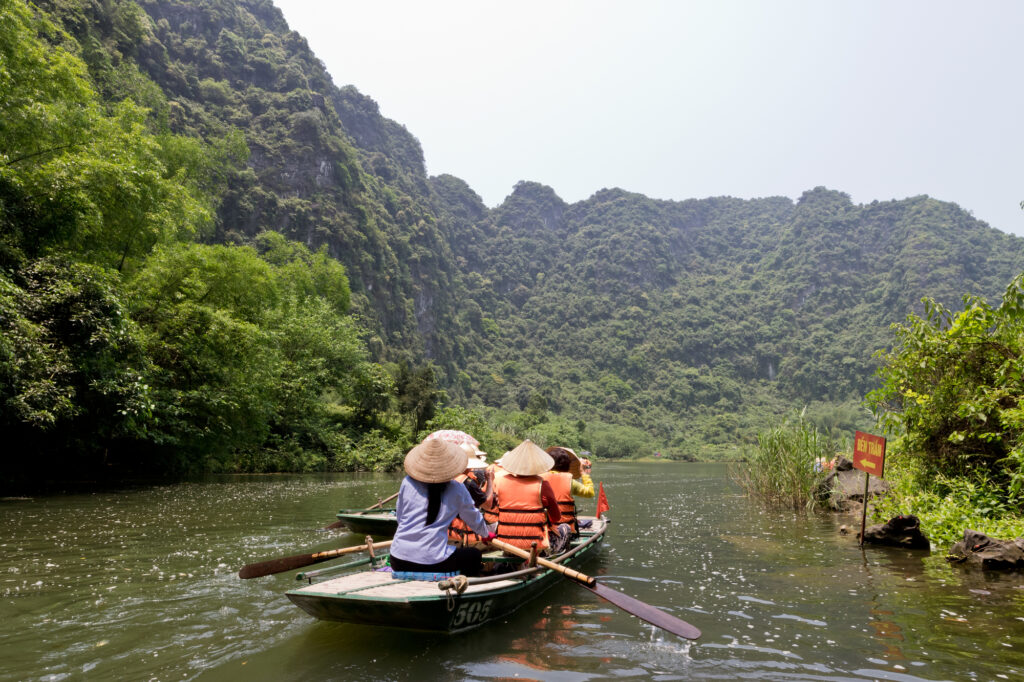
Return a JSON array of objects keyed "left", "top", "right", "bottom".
[
  {"left": 870, "top": 447, "right": 1024, "bottom": 546},
  {"left": 732, "top": 411, "right": 837, "bottom": 510},
  {"left": 332, "top": 430, "right": 405, "bottom": 473}
]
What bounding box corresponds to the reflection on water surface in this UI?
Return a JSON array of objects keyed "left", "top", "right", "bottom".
[{"left": 1, "top": 464, "right": 1022, "bottom": 681}]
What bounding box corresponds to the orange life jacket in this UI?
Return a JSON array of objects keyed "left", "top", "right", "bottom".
[
  {"left": 481, "top": 464, "right": 506, "bottom": 525},
  {"left": 448, "top": 471, "right": 486, "bottom": 545},
  {"left": 494, "top": 474, "right": 550, "bottom": 551},
  {"left": 542, "top": 470, "right": 577, "bottom": 533}
]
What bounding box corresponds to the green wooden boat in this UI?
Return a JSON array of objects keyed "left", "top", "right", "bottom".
[
  {"left": 334, "top": 508, "right": 398, "bottom": 536},
  {"left": 287, "top": 516, "right": 608, "bottom": 633}
]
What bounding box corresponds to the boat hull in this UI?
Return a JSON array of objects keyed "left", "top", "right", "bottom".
[
  {"left": 287, "top": 518, "right": 606, "bottom": 633},
  {"left": 335, "top": 509, "right": 398, "bottom": 536}
]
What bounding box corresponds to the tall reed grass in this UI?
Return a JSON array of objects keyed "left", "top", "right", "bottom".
[{"left": 732, "top": 412, "right": 838, "bottom": 510}]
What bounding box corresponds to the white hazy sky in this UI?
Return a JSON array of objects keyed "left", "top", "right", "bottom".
[{"left": 272, "top": 0, "right": 1024, "bottom": 236}]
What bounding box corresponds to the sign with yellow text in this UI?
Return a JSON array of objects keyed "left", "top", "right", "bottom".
[{"left": 853, "top": 431, "right": 886, "bottom": 477}]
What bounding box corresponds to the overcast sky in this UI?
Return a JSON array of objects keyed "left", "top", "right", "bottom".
[{"left": 272, "top": 1, "right": 1024, "bottom": 236}]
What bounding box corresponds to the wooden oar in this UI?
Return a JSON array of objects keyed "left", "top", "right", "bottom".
[
  {"left": 489, "top": 538, "right": 701, "bottom": 640},
  {"left": 321, "top": 491, "right": 400, "bottom": 530},
  {"left": 239, "top": 539, "right": 393, "bottom": 579}
]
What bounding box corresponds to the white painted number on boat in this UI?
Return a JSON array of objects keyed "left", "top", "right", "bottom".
[{"left": 451, "top": 599, "right": 493, "bottom": 628}]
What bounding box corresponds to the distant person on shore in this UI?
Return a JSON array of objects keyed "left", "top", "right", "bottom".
[
  {"left": 389, "top": 438, "right": 496, "bottom": 577},
  {"left": 543, "top": 446, "right": 595, "bottom": 536},
  {"left": 492, "top": 440, "right": 565, "bottom": 555}
]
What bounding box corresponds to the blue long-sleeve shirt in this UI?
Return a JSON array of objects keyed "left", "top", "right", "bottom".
[{"left": 389, "top": 476, "right": 490, "bottom": 565}]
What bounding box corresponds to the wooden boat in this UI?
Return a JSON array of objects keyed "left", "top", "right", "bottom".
[
  {"left": 334, "top": 508, "right": 398, "bottom": 536},
  {"left": 286, "top": 516, "right": 607, "bottom": 633}
]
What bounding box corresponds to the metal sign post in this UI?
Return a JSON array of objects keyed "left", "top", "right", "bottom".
[{"left": 853, "top": 431, "right": 887, "bottom": 546}]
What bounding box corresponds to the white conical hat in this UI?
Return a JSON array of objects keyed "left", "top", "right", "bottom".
[
  {"left": 464, "top": 456, "right": 488, "bottom": 470},
  {"left": 458, "top": 442, "right": 487, "bottom": 460},
  {"left": 404, "top": 438, "right": 468, "bottom": 483},
  {"left": 500, "top": 439, "right": 554, "bottom": 476}
]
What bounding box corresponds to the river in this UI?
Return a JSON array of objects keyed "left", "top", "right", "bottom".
[{"left": 2, "top": 462, "right": 1022, "bottom": 681}]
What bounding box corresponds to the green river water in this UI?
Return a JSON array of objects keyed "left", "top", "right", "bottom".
[{"left": 2, "top": 462, "right": 1023, "bottom": 681}]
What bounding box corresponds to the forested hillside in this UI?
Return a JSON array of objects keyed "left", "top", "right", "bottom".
[
  {"left": 4, "top": 0, "right": 1024, "bottom": 480},
  {"left": 452, "top": 183, "right": 1024, "bottom": 456}
]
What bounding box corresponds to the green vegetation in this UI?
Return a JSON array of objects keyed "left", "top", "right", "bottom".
[
  {"left": 6, "top": 0, "right": 1024, "bottom": 488},
  {"left": 731, "top": 412, "right": 838, "bottom": 510},
  {"left": 450, "top": 182, "right": 1020, "bottom": 457},
  {"left": 0, "top": 0, "right": 412, "bottom": 482},
  {"left": 867, "top": 275, "right": 1024, "bottom": 544},
  {"left": 420, "top": 404, "right": 666, "bottom": 465}
]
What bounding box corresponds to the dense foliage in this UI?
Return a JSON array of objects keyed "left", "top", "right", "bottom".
[
  {"left": 6, "top": 0, "right": 1024, "bottom": 484},
  {"left": 867, "top": 275, "right": 1024, "bottom": 543},
  {"left": 0, "top": 0, "right": 401, "bottom": 481},
  {"left": 450, "top": 183, "right": 1024, "bottom": 459}
]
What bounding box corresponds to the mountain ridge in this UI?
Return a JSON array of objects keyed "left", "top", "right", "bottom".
[{"left": 18, "top": 0, "right": 1024, "bottom": 458}]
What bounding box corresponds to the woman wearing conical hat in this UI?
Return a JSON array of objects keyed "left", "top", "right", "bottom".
[
  {"left": 543, "top": 446, "right": 595, "bottom": 535},
  {"left": 389, "top": 438, "right": 497, "bottom": 577},
  {"left": 491, "top": 439, "right": 565, "bottom": 554}
]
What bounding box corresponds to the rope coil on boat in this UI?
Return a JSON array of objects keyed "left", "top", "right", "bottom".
[{"left": 439, "top": 575, "right": 469, "bottom": 611}]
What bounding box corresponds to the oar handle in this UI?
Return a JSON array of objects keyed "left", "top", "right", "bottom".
[
  {"left": 312, "top": 540, "right": 392, "bottom": 561},
  {"left": 238, "top": 539, "right": 394, "bottom": 579},
  {"left": 367, "top": 491, "right": 400, "bottom": 510},
  {"left": 489, "top": 538, "right": 595, "bottom": 586}
]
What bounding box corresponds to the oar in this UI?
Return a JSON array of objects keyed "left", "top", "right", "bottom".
[
  {"left": 321, "top": 491, "right": 400, "bottom": 530},
  {"left": 239, "top": 539, "right": 393, "bottom": 579},
  {"left": 489, "top": 538, "right": 701, "bottom": 640}
]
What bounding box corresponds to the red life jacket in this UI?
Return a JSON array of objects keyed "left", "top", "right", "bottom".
[
  {"left": 494, "top": 474, "right": 550, "bottom": 551},
  {"left": 448, "top": 471, "right": 486, "bottom": 545},
  {"left": 542, "top": 470, "right": 577, "bottom": 532}
]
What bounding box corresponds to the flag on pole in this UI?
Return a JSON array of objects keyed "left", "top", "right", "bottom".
[{"left": 596, "top": 482, "right": 610, "bottom": 518}]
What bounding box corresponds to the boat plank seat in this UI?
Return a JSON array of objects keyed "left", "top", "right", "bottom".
[
  {"left": 294, "top": 570, "right": 393, "bottom": 596},
  {"left": 357, "top": 576, "right": 525, "bottom": 599}
]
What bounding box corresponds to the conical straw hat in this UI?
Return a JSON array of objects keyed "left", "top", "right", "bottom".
[
  {"left": 458, "top": 442, "right": 487, "bottom": 460},
  {"left": 547, "top": 446, "right": 583, "bottom": 479},
  {"left": 404, "top": 438, "right": 468, "bottom": 483},
  {"left": 465, "top": 456, "right": 488, "bottom": 470},
  {"left": 500, "top": 439, "right": 554, "bottom": 476},
  {"left": 458, "top": 443, "right": 488, "bottom": 469}
]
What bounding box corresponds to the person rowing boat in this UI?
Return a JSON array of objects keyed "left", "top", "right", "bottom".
[{"left": 389, "top": 438, "right": 497, "bottom": 578}]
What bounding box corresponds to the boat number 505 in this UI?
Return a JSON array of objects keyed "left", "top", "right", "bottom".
[{"left": 451, "top": 599, "right": 493, "bottom": 627}]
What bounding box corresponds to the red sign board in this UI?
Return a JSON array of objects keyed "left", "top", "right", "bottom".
[{"left": 853, "top": 431, "right": 886, "bottom": 477}]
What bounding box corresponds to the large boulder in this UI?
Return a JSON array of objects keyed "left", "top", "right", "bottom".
[
  {"left": 946, "top": 530, "right": 1024, "bottom": 570},
  {"left": 817, "top": 457, "right": 890, "bottom": 511},
  {"left": 858, "top": 514, "right": 931, "bottom": 549}
]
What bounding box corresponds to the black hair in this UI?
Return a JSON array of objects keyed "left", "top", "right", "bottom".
[
  {"left": 549, "top": 449, "right": 572, "bottom": 473},
  {"left": 425, "top": 481, "right": 449, "bottom": 525}
]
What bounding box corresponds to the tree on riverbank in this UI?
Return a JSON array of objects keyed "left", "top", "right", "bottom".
[
  {"left": 867, "top": 274, "right": 1024, "bottom": 544},
  {"left": 0, "top": 3, "right": 402, "bottom": 481}
]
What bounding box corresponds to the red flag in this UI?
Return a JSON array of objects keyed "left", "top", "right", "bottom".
[{"left": 596, "top": 482, "right": 610, "bottom": 518}]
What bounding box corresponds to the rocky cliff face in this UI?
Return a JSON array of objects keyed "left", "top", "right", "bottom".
[{"left": 45, "top": 0, "right": 1024, "bottom": 430}]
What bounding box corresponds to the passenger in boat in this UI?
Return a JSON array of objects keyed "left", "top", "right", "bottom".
[
  {"left": 390, "top": 438, "right": 497, "bottom": 577},
  {"left": 492, "top": 440, "right": 563, "bottom": 555},
  {"left": 543, "top": 447, "right": 595, "bottom": 540},
  {"left": 447, "top": 445, "right": 493, "bottom": 547},
  {"left": 479, "top": 453, "right": 509, "bottom": 535}
]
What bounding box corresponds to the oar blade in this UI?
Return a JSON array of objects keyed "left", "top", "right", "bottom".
[
  {"left": 238, "top": 552, "right": 321, "bottom": 579},
  {"left": 581, "top": 581, "right": 701, "bottom": 640},
  {"left": 321, "top": 519, "right": 346, "bottom": 531}
]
